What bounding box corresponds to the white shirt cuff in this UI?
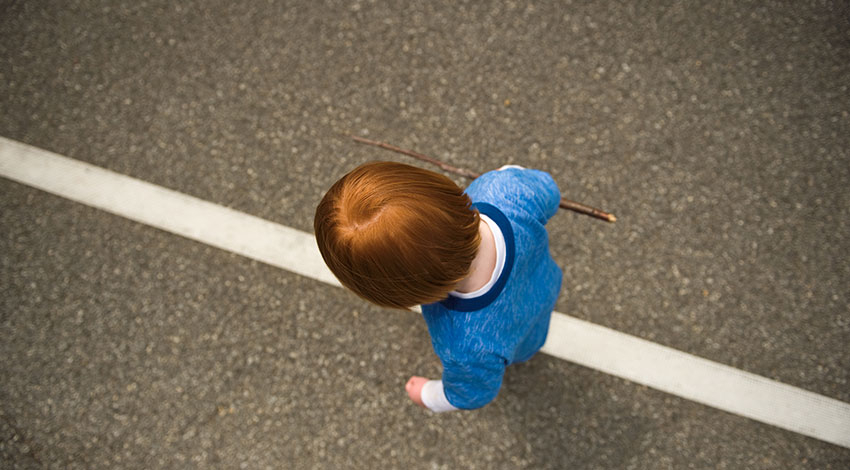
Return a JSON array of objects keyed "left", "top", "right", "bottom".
[
  {"left": 420, "top": 380, "right": 459, "bottom": 413},
  {"left": 498, "top": 164, "right": 525, "bottom": 171}
]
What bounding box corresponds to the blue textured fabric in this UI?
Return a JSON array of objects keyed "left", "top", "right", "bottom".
[{"left": 421, "top": 168, "right": 563, "bottom": 409}]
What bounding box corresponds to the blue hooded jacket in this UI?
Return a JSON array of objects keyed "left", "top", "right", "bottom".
[{"left": 421, "top": 167, "right": 563, "bottom": 409}]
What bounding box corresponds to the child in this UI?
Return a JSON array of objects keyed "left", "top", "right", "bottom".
[{"left": 314, "top": 161, "right": 562, "bottom": 411}]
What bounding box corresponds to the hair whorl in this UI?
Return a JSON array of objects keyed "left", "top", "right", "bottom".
[{"left": 314, "top": 161, "right": 480, "bottom": 309}]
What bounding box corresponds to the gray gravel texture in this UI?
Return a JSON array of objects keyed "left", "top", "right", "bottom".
[{"left": 2, "top": 0, "right": 849, "bottom": 468}]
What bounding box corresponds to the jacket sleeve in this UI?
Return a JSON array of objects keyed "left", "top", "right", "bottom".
[
  {"left": 497, "top": 168, "right": 562, "bottom": 224},
  {"left": 440, "top": 355, "right": 507, "bottom": 410}
]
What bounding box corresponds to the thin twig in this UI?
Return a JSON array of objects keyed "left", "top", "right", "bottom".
[
  {"left": 350, "top": 135, "right": 617, "bottom": 223},
  {"left": 351, "top": 135, "right": 481, "bottom": 180}
]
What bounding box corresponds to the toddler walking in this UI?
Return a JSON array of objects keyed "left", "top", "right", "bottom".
[{"left": 314, "top": 161, "right": 562, "bottom": 411}]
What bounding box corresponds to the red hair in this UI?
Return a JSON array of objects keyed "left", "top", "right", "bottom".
[{"left": 314, "top": 161, "right": 480, "bottom": 309}]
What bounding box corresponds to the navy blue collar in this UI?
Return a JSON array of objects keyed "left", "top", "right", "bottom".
[{"left": 438, "top": 202, "right": 515, "bottom": 312}]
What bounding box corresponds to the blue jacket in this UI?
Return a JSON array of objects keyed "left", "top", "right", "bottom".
[{"left": 421, "top": 167, "right": 563, "bottom": 409}]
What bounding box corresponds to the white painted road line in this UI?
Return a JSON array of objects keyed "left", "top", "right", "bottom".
[
  {"left": 0, "top": 137, "right": 340, "bottom": 289},
  {"left": 2, "top": 136, "right": 849, "bottom": 449},
  {"left": 541, "top": 314, "right": 850, "bottom": 449}
]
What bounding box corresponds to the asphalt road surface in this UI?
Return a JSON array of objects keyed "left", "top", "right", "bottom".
[{"left": 2, "top": 1, "right": 849, "bottom": 468}]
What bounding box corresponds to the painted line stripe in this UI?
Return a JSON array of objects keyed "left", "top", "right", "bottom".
[
  {"left": 540, "top": 314, "right": 850, "bottom": 448},
  {"left": 0, "top": 137, "right": 340, "bottom": 289},
  {"left": 1, "top": 136, "right": 849, "bottom": 449}
]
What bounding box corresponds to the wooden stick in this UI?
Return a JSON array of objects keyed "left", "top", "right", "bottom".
[
  {"left": 350, "top": 135, "right": 617, "bottom": 223},
  {"left": 351, "top": 135, "right": 482, "bottom": 180}
]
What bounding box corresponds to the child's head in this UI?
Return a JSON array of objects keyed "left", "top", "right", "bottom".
[{"left": 314, "top": 161, "right": 480, "bottom": 309}]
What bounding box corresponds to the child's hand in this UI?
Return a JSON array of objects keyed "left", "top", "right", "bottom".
[{"left": 405, "top": 376, "right": 429, "bottom": 408}]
